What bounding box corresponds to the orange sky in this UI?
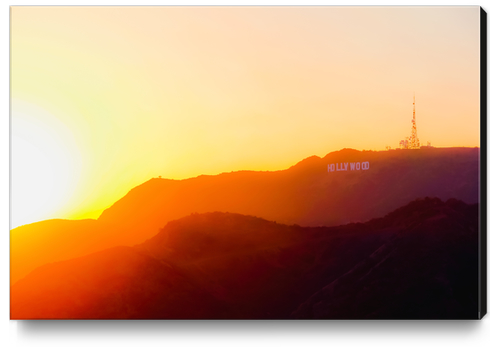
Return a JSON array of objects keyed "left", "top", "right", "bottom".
[{"left": 10, "top": 6, "right": 481, "bottom": 228}]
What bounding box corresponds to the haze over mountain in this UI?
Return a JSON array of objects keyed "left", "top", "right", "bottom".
[
  {"left": 98, "top": 147, "right": 479, "bottom": 228},
  {"left": 11, "top": 147, "right": 479, "bottom": 284},
  {"left": 11, "top": 198, "right": 479, "bottom": 319}
]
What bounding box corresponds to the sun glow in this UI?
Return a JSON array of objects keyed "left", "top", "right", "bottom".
[{"left": 11, "top": 100, "right": 83, "bottom": 229}]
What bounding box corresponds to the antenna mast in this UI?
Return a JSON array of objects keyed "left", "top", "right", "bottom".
[{"left": 409, "top": 94, "right": 420, "bottom": 149}]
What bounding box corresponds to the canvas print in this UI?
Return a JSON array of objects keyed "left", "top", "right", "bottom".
[{"left": 10, "top": 6, "right": 486, "bottom": 319}]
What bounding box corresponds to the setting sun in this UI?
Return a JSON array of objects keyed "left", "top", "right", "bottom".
[{"left": 11, "top": 99, "right": 82, "bottom": 228}]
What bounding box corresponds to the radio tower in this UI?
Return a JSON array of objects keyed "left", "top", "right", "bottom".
[{"left": 409, "top": 94, "right": 420, "bottom": 149}]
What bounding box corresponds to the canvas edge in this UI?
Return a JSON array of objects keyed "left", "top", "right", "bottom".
[{"left": 479, "top": 5, "right": 487, "bottom": 321}]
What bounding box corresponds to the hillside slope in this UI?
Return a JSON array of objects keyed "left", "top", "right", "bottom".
[
  {"left": 11, "top": 147, "right": 479, "bottom": 284},
  {"left": 99, "top": 147, "right": 479, "bottom": 229},
  {"left": 11, "top": 198, "right": 479, "bottom": 319}
]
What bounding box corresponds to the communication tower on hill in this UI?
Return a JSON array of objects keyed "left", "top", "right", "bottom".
[
  {"left": 409, "top": 95, "right": 420, "bottom": 149},
  {"left": 399, "top": 95, "right": 421, "bottom": 149}
]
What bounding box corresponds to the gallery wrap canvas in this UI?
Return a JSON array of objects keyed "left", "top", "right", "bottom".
[{"left": 10, "top": 6, "right": 486, "bottom": 319}]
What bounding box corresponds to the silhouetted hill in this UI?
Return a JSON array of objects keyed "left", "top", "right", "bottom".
[
  {"left": 99, "top": 147, "right": 478, "bottom": 228},
  {"left": 11, "top": 147, "right": 479, "bottom": 284},
  {"left": 292, "top": 198, "right": 479, "bottom": 319},
  {"left": 11, "top": 198, "right": 479, "bottom": 319}
]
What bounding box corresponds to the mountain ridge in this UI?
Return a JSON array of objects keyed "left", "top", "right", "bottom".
[
  {"left": 11, "top": 197, "right": 479, "bottom": 319},
  {"left": 11, "top": 147, "right": 479, "bottom": 284},
  {"left": 98, "top": 146, "right": 479, "bottom": 227}
]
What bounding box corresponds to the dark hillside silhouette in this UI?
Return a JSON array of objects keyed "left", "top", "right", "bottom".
[
  {"left": 11, "top": 198, "right": 479, "bottom": 319},
  {"left": 292, "top": 198, "right": 479, "bottom": 319}
]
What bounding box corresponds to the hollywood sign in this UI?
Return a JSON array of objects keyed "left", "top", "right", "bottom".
[{"left": 328, "top": 161, "right": 370, "bottom": 172}]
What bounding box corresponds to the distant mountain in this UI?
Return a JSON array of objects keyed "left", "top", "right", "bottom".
[
  {"left": 99, "top": 147, "right": 479, "bottom": 228},
  {"left": 11, "top": 147, "right": 479, "bottom": 284},
  {"left": 11, "top": 198, "right": 479, "bottom": 319}
]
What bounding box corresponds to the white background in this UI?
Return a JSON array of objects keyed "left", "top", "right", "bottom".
[{"left": 2, "top": 1, "right": 490, "bottom": 346}]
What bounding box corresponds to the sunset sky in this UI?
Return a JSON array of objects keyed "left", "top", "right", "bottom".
[{"left": 10, "top": 6, "right": 481, "bottom": 228}]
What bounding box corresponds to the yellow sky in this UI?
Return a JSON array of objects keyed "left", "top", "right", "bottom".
[{"left": 10, "top": 6, "right": 481, "bottom": 228}]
